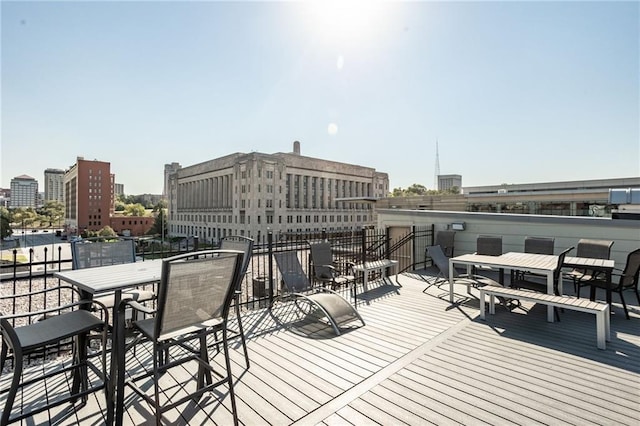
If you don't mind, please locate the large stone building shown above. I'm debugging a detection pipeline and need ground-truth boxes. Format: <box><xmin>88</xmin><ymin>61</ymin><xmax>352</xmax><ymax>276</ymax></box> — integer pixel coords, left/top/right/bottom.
<box><xmin>44</xmin><ymin>168</ymin><xmax>65</xmax><ymax>203</ymax></box>
<box><xmin>166</xmin><ymin>141</ymin><xmax>389</xmax><ymax>243</ymax></box>
<box><xmin>9</xmin><ymin>175</ymin><xmax>38</xmax><ymax>208</ymax></box>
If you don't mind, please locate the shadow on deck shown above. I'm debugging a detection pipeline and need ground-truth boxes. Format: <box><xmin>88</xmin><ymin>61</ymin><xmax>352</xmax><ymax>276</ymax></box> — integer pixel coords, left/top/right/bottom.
<box><xmin>2</xmin><ymin>268</ymin><xmax>639</xmax><ymax>425</ymax></box>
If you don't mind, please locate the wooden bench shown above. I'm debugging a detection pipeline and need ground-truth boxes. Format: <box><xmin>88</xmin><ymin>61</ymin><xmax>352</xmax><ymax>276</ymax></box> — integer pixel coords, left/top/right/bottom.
<box><xmin>352</xmin><ymin>259</ymin><xmax>398</xmax><ymax>291</ymax></box>
<box><xmin>478</xmin><ymin>286</ymin><xmax>610</xmax><ymax>350</ymax></box>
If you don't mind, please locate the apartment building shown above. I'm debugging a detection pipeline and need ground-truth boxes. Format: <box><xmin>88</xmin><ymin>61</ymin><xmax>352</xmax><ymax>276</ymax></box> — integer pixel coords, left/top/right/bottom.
<box><xmin>63</xmin><ymin>157</ymin><xmax>114</xmax><ymax>235</ymax></box>
<box><xmin>9</xmin><ymin>175</ymin><xmax>38</xmax><ymax>208</ymax></box>
<box><xmin>166</xmin><ymin>141</ymin><xmax>389</xmax><ymax>243</ymax></box>
<box><xmin>44</xmin><ymin>168</ymin><xmax>65</xmax><ymax>203</ymax></box>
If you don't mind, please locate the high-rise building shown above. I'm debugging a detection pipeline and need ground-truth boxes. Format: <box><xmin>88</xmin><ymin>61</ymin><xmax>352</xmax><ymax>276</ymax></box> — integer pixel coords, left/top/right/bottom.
<box><xmin>44</xmin><ymin>168</ymin><xmax>65</xmax><ymax>203</ymax></box>
<box><xmin>438</xmin><ymin>174</ymin><xmax>462</xmax><ymax>192</ymax></box>
<box><xmin>9</xmin><ymin>175</ymin><xmax>38</xmax><ymax>208</ymax></box>
<box><xmin>63</xmin><ymin>157</ymin><xmax>114</xmax><ymax>235</ymax></box>
<box><xmin>167</xmin><ymin>141</ymin><xmax>389</xmax><ymax>243</ymax></box>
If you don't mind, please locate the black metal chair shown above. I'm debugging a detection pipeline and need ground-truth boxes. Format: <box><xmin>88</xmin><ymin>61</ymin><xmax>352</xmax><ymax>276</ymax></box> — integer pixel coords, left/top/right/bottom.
<box><xmin>114</xmin><ymin>249</ymin><xmax>243</xmax><ymax>426</ymax></box>
<box><xmin>273</xmin><ymin>250</ymin><xmax>364</xmax><ymax>336</ymax></box>
<box><xmin>513</xmin><ymin>236</ymin><xmax>555</xmax><ymax>281</ymax></box>
<box><xmin>565</xmin><ymin>239</ymin><xmax>614</xmax><ymax>296</ymax></box>
<box><xmin>435</xmin><ymin>230</ymin><xmax>456</xmax><ymax>257</ymax></box>
<box><xmin>475</xmin><ymin>235</ymin><xmax>504</xmax><ymax>284</ymax></box>
<box><xmin>584</xmin><ymin>248</ymin><xmax>640</xmax><ymax>320</ymax></box>
<box><xmin>309</xmin><ymin>241</ymin><xmax>356</xmax><ymax>292</ymax></box>
<box><xmin>511</xmin><ymin>247</ymin><xmax>574</xmax><ymax>321</ymax></box>
<box><xmin>220</xmin><ymin>235</ymin><xmax>254</xmax><ymax>369</ymax></box>
<box><xmin>0</xmin><ymin>287</ymin><xmax>109</xmax><ymax>425</ymax></box>
<box><xmin>71</xmin><ymin>239</ymin><xmax>155</xmax><ymax>310</ymax></box>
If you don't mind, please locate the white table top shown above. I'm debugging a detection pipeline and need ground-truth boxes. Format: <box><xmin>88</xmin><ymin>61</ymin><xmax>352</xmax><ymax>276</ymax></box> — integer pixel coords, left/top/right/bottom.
<box><xmin>54</xmin><ymin>259</ymin><xmax>163</xmax><ymax>295</ymax></box>
<box><xmin>564</xmin><ymin>256</ymin><xmax>615</xmax><ymax>270</ymax></box>
<box><xmin>450</xmin><ymin>252</ymin><xmax>558</xmax><ymax>272</ymax></box>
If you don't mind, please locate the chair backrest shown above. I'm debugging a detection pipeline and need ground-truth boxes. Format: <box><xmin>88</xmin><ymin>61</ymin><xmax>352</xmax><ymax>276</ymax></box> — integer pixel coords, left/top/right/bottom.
<box><xmin>524</xmin><ymin>237</ymin><xmax>555</xmax><ymax>255</ymax></box>
<box><xmin>555</xmin><ymin>246</ymin><xmax>574</xmax><ymax>282</ymax></box>
<box><xmin>426</xmin><ymin>245</ymin><xmax>457</xmax><ymax>278</ymax></box>
<box><xmin>273</xmin><ymin>251</ymin><xmax>313</xmax><ymax>293</ymax></box>
<box><xmin>477</xmin><ymin>235</ymin><xmax>502</xmax><ymax>256</ymax></box>
<box><xmin>620</xmin><ymin>248</ymin><xmax>640</xmax><ymax>288</ymax></box>
<box><xmin>220</xmin><ymin>236</ymin><xmax>254</xmax><ymax>288</ymax></box>
<box><xmin>435</xmin><ymin>231</ymin><xmax>456</xmax><ymax>257</ymax></box>
<box><xmin>154</xmin><ymin>250</ymin><xmax>243</xmax><ymax>341</ymax></box>
<box><xmin>576</xmin><ymin>239</ymin><xmax>614</xmax><ymax>259</ymax></box>
<box><xmin>309</xmin><ymin>241</ymin><xmax>335</xmax><ymax>279</ymax></box>
<box><xmin>71</xmin><ymin>239</ymin><xmax>136</xmax><ymax>270</ymax></box>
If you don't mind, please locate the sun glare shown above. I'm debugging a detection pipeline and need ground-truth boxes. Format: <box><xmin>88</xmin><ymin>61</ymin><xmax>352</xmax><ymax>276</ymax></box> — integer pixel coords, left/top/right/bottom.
<box><xmin>307</xmin><ymin>0</ymin><xmax>387</xmax><ymax>46</ymax></box>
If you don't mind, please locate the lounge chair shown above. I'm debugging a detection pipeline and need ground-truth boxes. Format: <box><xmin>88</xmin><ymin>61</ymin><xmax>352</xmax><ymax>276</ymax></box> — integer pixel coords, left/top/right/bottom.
<box><xmin>435</xmin><ymin>230</ymin><xmax>456</xmax><ymax>257</ymax></box>
<box><xmin>273</xmin><ymin>250</ymin><xmax>364</xmax><ymax>336</ymax></box>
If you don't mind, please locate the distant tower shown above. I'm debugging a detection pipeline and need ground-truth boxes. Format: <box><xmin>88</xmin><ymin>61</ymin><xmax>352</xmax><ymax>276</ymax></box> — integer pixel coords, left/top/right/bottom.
<box><xmin>434</xmin><ymin>139</ymin><xmax>441</xmax><ymax>189</ymax></box>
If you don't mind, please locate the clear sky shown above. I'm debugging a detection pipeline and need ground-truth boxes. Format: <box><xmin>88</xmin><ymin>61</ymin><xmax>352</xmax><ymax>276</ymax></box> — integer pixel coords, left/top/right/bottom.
<box><xmin>2</xmin><ymin>0</ymin><xmax>638</xmax><ymax>195</ymax></box>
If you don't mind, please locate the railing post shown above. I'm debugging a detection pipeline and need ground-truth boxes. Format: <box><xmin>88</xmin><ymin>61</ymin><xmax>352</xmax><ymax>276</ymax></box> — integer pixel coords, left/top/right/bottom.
<box><xmin>267</xmin><ymin>230</ymin><xmax>274</xmax><ymax>306</ymax></box>
<box><xmin>360</xmin><ymin>227</ymin><xmax>366</xmax><ymax>264</ymax></box>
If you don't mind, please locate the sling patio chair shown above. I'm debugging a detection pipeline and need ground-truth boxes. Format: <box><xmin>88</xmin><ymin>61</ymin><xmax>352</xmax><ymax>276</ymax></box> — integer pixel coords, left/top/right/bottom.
<box><xmin>513</xmin><ymin>236</ymin><xmax>555</xmax><ymax>281</ymax></box>
<box><xmin>220</xmin><ymin>235</ymin><xmax>254</xmax><ymax>369</ymax></box>
<box><xmin>71</xmin><ymin>239</ymin><xmax>155</xmax><ymax>314</ymax></box>
<box><xmin>1</xmin><ymin>287</ymin><xmax>109</xmax><ymax>425</ymax></box>
<box><xmin>309</xmin><ymin>240</ymin><xmax>356</xmax><ymax>297</ymax></box>
<box><xmin>511</xmin><ymin>246</ymin><xmax>574</xmax><ymax>321</ymax></box>
<box><xmin>114</xmin><ymin>249</ymin><xmax>244</xmax><ymax>426</ymax></box>
<box><xmin>564</xmin><ymin>239</ymin><xmax>615</xmax><ymax>295</ymax></box>
<box><xmin>273</xmin><ymin>250</ymin><xmax>365</xmax><ymax>336</ymax></box>
<box><xmin>426</xmin><ymin>245</ymin><xmax>503</xmax><ymax>296</ymax></box>
<box><xmin>582</xmin><ymin>248</ymin><xmax>640</xmax><ymax>320</ymax></box>
<box><xmin>435</xmin><ymin>230</ymin><xmax>456</xmax><ymax>258</ymax></box>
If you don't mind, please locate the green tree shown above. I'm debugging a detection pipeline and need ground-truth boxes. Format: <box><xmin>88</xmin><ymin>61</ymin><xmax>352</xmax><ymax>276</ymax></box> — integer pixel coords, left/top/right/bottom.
<box><xmin>0</xmin><ymin>207</ymin><xmax>12</xmax><ymax>239</ymax></box>
<box><xmin>147</xmin><ymin>208</ymin><xmax>168</xmax><ymax>237</ymax></box>
<box><xmin>124</xmin><ymin>203</ymin><xmax>146</xmax><ymax>216</ymax></box>
<box><xmin>97</xmin><ymin>226</ymin><xmax>117</xmax><ymax>237</ymax></box>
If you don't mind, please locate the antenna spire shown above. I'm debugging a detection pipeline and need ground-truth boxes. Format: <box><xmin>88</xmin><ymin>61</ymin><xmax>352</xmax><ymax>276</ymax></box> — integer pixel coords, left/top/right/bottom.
<box><xmin>434</xmin><ymin>139</ymin><xmax>441</xmax><ymax>189</ymax></box>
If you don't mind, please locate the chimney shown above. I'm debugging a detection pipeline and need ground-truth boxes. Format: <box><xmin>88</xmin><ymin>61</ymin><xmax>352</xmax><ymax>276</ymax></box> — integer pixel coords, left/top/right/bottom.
<box><xmin>293</xmin><ymin>140</ymin><xmax>300</xmax><ymax>155</ymax></box>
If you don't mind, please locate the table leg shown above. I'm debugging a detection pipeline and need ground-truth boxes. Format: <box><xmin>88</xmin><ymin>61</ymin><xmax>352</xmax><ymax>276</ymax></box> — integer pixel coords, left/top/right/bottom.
<box><xmin>448</xmin><ymin>259</ymin><xmax>455</xmax><ymax>303</ymax></box>
<box><xmin>547</xmin><ymin>270</ymin><xmax>555</xmax><ymax>322</ymax></box>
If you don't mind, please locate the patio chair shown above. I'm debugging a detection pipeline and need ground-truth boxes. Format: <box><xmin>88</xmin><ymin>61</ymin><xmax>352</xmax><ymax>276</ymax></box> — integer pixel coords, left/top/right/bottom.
<box><xmin>510</xmin><ymin>246</ymin><xmax>574</xmax><ymax>320</ymax></box>
<box><xmin>426</xmin><ymin>245</ymin><xmax>504</xmax><ymax>298</ymax></box>
<box><xmin>71</xmin><ymin>239</ymin><xmax>155</xmax><ymax>311</ymax></box>
<box><xmin>435</xmin><ymin>230</ymin><xmax>456</xmax><ymax>257</ymax></box>
<box><xmin>309</xmin><ymin>241</ymin><xmax>356</xmax><ymax>292</ymax></box>
<box><xmin>565</xmin><ymin>239</ymin><xmax>614</xmax><ymax>296</ymax></box>
<box><xmin>1</xmin><ymin>287</ymin><xmax>109</xmax><ymax>425</ymax></box>
<box><xmin>114</xmin><ymin>250</ymin><xmax>243</xmax><ymax>426</ymax></box>
<box><xmin>583</xmin><ymin>248</ymin><xmax>640</xmax><ymax>320</ymax></box>
<box><xmin>220</xmin><ymin>235</ymin><xmax>254</xmax><ymax>369</ymax></box>
<box><xmin>474</xmin><ymin>235</ymin><xmax>504</xmax><ymax>284</ymax></box>
<box><xmin>273</xmin><ymin>250</ymin><xmax>365</xmax><ymax>336</ymax></box>
<box><xmin>513</xmin><ymin>236</ymin><xmax>555</xmax><ymax>281</ymax></box>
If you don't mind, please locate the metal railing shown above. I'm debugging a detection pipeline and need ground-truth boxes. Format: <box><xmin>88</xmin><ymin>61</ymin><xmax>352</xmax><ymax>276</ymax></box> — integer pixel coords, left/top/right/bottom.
<box><xmin>0</xmin><ymin>226</ymin><xmax>434</xmax><ymax>366</ymax></box>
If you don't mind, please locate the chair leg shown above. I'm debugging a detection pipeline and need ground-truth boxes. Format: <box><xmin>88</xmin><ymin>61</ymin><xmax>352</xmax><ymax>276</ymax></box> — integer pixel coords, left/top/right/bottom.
<box><xmin>0</xmin><ymin>341</ymin><xmax>7</xmax><ymax>374</ymax></box>
<box><xmin>619</xmin><ymin>289</ymin><xmax>630</xmax><ymax>320</ymax></box>
<box><xmin>235</xmin><ymin>296</ymin><xmax>250</xmax><ymax>369</ymax></box>
<box><xmin>2</xmin><ymin>348</ymin><xmax>23</xmax><ymax>426</ymax></box>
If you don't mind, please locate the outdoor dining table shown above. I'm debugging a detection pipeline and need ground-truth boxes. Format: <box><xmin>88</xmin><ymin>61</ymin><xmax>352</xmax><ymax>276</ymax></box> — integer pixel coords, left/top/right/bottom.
<box><xmin>54</xmin><ymin>259</ymin><xmax>163</xmax><ymax>425</ymax></box>
<box><xmin>449</xmin><ymin>252</ymin><xmax>559</xmax><ymax>322</ymax></box>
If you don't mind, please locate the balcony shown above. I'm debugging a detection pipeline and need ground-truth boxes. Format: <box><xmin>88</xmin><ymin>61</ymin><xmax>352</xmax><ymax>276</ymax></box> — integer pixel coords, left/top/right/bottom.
<box><xmin>1</xmin><ymin>212</ymin><xmax>638</xmax><ymax>424</ymax></box>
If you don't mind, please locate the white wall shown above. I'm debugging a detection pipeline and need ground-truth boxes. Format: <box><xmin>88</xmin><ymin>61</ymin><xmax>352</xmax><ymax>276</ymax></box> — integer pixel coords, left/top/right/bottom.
<box><xmin>378</xmin><ymin>209</ymin><xmax>640</xmax><ymax>270</ymax></box>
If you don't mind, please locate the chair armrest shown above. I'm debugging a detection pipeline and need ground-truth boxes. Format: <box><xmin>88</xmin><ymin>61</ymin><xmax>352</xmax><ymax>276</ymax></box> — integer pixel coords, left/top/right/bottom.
<box><xmin>119</xmin><ymin>299</ymin><xmax>156</xmax><ymax>315</ymax></box>
<box><xmin>0</xmin><ymin>285</ymin><xmax>84</xmax><ymax>301</ymax></box>
<box><xmin>1</xmin><ymin>299</ymin><xmax>109</xmax><ymax>325</ymax></box>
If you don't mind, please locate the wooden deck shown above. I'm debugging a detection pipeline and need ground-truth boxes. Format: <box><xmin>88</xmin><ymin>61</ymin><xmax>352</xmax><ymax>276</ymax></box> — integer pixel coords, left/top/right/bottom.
<box><xmin>2</xmin><ymin>269</ymin><xmax>639</xmax><ymax>425</ymax></box>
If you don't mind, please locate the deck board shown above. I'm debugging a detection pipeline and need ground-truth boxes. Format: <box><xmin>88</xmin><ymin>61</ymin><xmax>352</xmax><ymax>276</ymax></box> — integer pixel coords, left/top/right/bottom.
<box><xmin>3</xmin><ymin>269</ymin><xmax>639</xmax><ymax>425</ymax></box>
